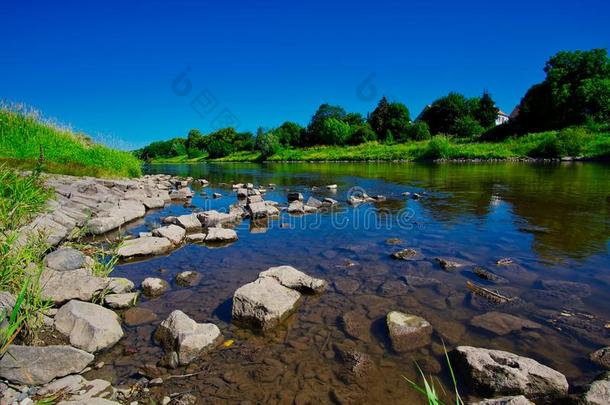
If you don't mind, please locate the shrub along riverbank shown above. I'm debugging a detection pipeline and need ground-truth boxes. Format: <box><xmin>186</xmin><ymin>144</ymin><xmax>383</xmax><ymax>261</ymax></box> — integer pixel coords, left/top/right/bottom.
<box><xmin>0</xmin><ymin>105</ymin><xmax>142</xmax><ymax>178</ymax></box>
<box><xmin>150</xmin><ymin>127</ymin><xmax>610</xmax><ymax>163</ymax></box>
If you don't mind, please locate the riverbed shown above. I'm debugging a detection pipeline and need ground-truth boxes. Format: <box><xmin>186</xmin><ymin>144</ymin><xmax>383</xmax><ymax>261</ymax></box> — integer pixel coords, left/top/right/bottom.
<box><xmin>87</xmin><ymin>161</ymin><xmax>610</xmax><ymax>404</ymax></box>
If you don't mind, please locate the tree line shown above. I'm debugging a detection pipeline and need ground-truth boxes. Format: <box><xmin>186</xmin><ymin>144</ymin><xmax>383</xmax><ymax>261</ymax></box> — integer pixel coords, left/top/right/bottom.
<box><xmin>135</xmin><ymin>48</ymin><xmax>610</xmax><ymax>160</ymax></box>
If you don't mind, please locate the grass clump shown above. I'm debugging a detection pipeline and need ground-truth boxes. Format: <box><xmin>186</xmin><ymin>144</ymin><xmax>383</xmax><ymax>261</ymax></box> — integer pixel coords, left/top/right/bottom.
<box><xmin>0</xmin><ymin>165</ymin><xmax>54</xmax><ymax>355</ymax></box>
<box><xmin>0</xmin><ymin>103</ymin><xmax>142</xmax><ymax>178</ymax></box>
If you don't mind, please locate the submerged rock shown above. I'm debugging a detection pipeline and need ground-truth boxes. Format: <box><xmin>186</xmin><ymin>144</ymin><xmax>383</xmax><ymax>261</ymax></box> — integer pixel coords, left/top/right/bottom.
<box><xmin>117</xmin><ymin>237</ymin><xmax>172</xmax><ymax>258</ymax></box>
<box><xmin>123</xmin><ymin>307</ymin><xmax>158</xmax><ymax>326</ymax></box>
<box><xmin>0</xmin><ymin>345</ymin><xmax>93</xmax><ymax>385</ymax></box>
<box><xmin>55</xmin><ymin>300</ymin><xmax>124</xmax><ymax>353</ymax></box>
<box><xmin>590</xmin><ymin>347</ymin><xmax>610</xmax><ymax>370</ymax></box>
<box><xmin>451</xmin><ymin>346</ymin><xmax>568</xmax><ymax>400</ymax></box>
<box><xmin>175</xmin><ymin>271</ymin><xmax>201</xmax><ymax>287</ymax></box>
<box><xmin>473</xmin><ymin>266</ymin><xmax>509</xmax><ymax>284</ymax></box>
<box><xmin>435</xmin><ymin>257</ymin><xmax>465</xmax><ymax>271</ymax></box>
<box><xmin>339</xmin><ymin>310</ymin><xmax>371</xmax><ymax>342</ymax></box>
<box><xmin>142</xmin><ymin>277</ymin><xmax>169</xmax><ymax>297</ymax></box>
<box><xmin>391</xmin><ymin>248</ymin><xmax>421</xmax><ymax>260</ymax></box>
<box><xmin>154</xmin><ymin>310</ymin><xmax>222</xmax><ymax>366</ymax></box>
<box><xmin>232</xmin><ymin>277</ymin><xmax>301</xmax><ymax>331</ymax></box>
<box><xmin>258</xmin><ymin>265</ymin><xmax>327</xmax><ymax>293</ymax></box>
<box><xmin>386</xmin><ymin>311</ymin><xmax>432</xmax><ymax>352</ymax></box>
<box><xmin>470</xmin><ymin>312</ymin><xmax>542</xmax><ymax>336</ymax></box>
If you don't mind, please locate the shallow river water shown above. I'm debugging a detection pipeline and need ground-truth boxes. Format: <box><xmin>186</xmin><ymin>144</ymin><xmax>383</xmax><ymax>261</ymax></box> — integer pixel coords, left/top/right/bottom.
<box><xmin>88</xmin><ymin>162</ymin><xmax>609</xmax><ymax>404</ymax></box>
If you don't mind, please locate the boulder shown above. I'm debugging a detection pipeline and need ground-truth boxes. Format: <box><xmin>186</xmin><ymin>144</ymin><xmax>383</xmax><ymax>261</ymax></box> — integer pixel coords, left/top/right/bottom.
<box><xmin>451</xmin><ymin>346</ymin><xmax>569</xmax><ymax>399</ymax></box>
<box><xmin>258</xmin><ymin>265</ymin><xmax>327</xmax><ymax>293</ymax></box>
<box><xmin>185</xmin><ymin>233</ymin><xmax>206</xmax><ymax>242</ymax></box>
<box><xmin>581</xmin><ymin>372</ymin><xmax>610</xmax><ymax>405</ymax></box>
<box><xmin>198</xmin><ymin>210</ymin><xmax>237</xmax><ymax>227</ymax></box>
<box><xmin>154</xmin><ymin>310</ymin><xmax>223</xmax><ymax>366</ymax></box>
<box><xmin>306</xmin><ymin>197</ymin><xmax>323</xmax><ymax>209</ymax></box>
<box><xmin>470</xmin><ymin>396</ymin><xmax>533</xmax><ymax>405</ymax></box>
<box><xmin>0</xmin><ymin>345</ymin><xmax>93</xmax><ymax>385</ymax></box>
<box><xmin>248</xmin><ymin>201</ymin><xmax>279</xmax><ymax>218</ymax></box>
<box><xmin>87</xmin><ymin>216</ymin><xmax>124</xmax><ymax>235</ymax></box>
<box><xmin>470</xmin><ymin>312</ymin><xmax>542</xmax><ymax>336</ymax></box>
<box><xmin>153</xmin><ymin>224</ymin><xmax>186</xmax><ymax>244</ymax></box>
<box><xmin>386</xmin><ymin>311</ymin><xmax>432</xmax><ymax>352</ymax></box>
<box><xmin>590</xmin><ymin>347</ymin><xmax>610</xmax><ymax>370</ymax></box>
<box><xmin>44</xmin><ymin>247</ymin><xmax>89</xmax><ymax>271</ymax></box>
<box><xmin>205</xmin><ymin>227</ymin><xmax>238</xmax><ymax>242</ymax></box>
<box><xmin>107</xmin><ymin>277</ymin><xmax>135</xmax><ymax>294</ymax></box>
<box><xmin>142</xmin><ymin>277</ymin><xmax>169</xmax><ymax>296</ymax></box>
<box><xmin>104</xmin><ymin>292</ymin><xmax>139</xmax><ymax>309</ymax></box>
<box><xmin>287</xmin><ymin>200</ymin><xmax>305</xmax><ymax>214</ymax></box>
<box><xmin>142</xmin><ymin>197</ymin><xmax>165</xmax><ymax>209</ymax></box>
<box><xmin>247</xmin><ymin>195</ymin><xmax>263</xmax><ymax>204</ymax></box>
<box><xmin>55</xmin><ymin>300</ymin><xmax>124</xmax><ymax>353</ymax></box>
<box><xmin>232</xmin><ymin>277</ymin><xmax>301</xmax><ymax>331</ymax></box>
<box><xmin>40</xmin><ymin>268</ymin><xmax>108</xmax><ymax>304</ymax></box>
<box><xmin>117</xmin><ymin>237</ymin><xmax>172</xmax><ymax>258</ymax></box>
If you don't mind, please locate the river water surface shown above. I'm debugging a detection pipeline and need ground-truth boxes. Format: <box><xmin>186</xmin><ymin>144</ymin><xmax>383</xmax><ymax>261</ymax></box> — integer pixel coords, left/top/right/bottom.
<box><xmin>88</xmin><ymin>162</ymin><xmax>609</xmax><ymax>404</ymax></box>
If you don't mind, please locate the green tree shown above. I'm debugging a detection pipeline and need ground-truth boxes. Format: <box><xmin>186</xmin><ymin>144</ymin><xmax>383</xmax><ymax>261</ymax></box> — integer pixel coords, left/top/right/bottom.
<box><xmin>474</xmin><ymin>91</ymin><xmax>499</xmax><ymax>128</ymax></box>
<box><xmin>349</xmin><ymin>123</ymin><xmax>377</xmax><ymax>145</ymax></box>
<box><xmin>186</xmin><ymin>129</ymin><xmax>205</xmax><ymax>150</ymax></box>
<box><xmin>454</xmin><ymin>115</ymin><xmax>484</xmax><ymax>138</ymax></box>
<box><xmin>255</xmin><ymin>130</ymin><xmax>281</xmax><ymax>158</ymax></box>
<box><xmin>517</xmin><ymin>48</ymin><xmax>610</xmax><ymax>132</ymax></box>
<box><xmin>319</xmin><ymin>118</ymin><xmax>351</xmax><ymax>145</ymax></box>
<box><xmin>305</xmin><ymin>104</ymin><xmax>346</xmax><ymax>145</ymax></box>
<box><xmin>273</xmin><ymin>122</ymin><xmax>303</xmax><ymax>147</ymax></box>
<box><xmin>420</xmin><ymin>92</ymin><xmax>470</xmax><ymax>135</ymax></box>
<box><xmin>368</xmin><ymin>96</ymin><xmax>411</xmax><ymax>141</ymax></box>
<box><xmin>406</xmin><ymin>121</ymin><xmax>431</xmax><ymax>141</ymax></box>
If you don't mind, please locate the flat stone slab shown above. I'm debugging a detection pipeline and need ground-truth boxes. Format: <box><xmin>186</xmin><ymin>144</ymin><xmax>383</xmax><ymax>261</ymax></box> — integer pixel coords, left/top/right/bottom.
<box><xmin>154</xmin><ymin>310</ymin><xmax>222</xmax><ymax>366</ymax></box>
<box><xmin>0</xmin><ymin>345</ymin><xmax>93</xmax><ymax>385</ymax></box>
<box><xmin>451</xmin><ymin>346</ymin><xmax>569</xmax><ymax>400</ymax></box>
<box><xmin>104</xmin><ymin>292</ymin><xmax>139</xmax><ymax>309</ymax></box>
<box><xmin>173</xmin><ymin>213</ymin><xmax>202</xmax><ymax>231</ymax></box>
<box><xmin>153</xmin><ymin>224</ymin><xmax>186</xmax><ymax>244</ymax></box>
<box><xmin>206</xmin><ymin>227</ymin><xmax>238</xmax><ymax>242</ymax></box>
<box><xmin>259</xmin><ymin>265</ymin><xmax>327</xmax><ymax>293</ymax></box>
<box><xmin>118</xmin><ymin>236</ymin><xmax>172</xmax><ymax>257</ymax></box>
<box><xmin>55</xmin><ymin>300</ymin><xmax>124</xmax><ymax>353</ymax></box>
<box><xmin>386</xmin><ymin>311</ymin><xmax>432</xmax><ymax>352</ymax></box>
<box><xmin>232</xmin><ymin>277</ymin><xmax>301</xmax><ymax>331</ymax></box>
<box><xmin>40</xmin><ymin>268</ymin><xmax>108</xmax><ymax>304</ymax></box>
<box><xmin>186</xmin><ymin>233</ymin><xmax>206</xmax><ymax>242</ymax></box>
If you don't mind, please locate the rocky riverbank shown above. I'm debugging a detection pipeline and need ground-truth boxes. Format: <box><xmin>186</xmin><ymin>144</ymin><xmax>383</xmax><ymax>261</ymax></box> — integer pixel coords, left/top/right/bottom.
<box><xmin>1</xmin><ymin>173</ymin><xmax>608</xmax><ymax>404</ymax></box>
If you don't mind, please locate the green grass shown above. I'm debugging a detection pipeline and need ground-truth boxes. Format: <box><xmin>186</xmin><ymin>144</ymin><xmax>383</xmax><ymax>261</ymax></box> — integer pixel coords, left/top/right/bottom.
<box><xmin>0</xmin><ymin>166</ymin><xmax>54</xmax><ymax>354</ymax></box>
<box><xmin>0</xmin><ymin>104</ymin><xmax>142</xmax><ymax>177</ymax></box>
<box><xmin>154</xmin><ymin>127</ymin><xmax>610</xmax><ymax>163</ymax></box>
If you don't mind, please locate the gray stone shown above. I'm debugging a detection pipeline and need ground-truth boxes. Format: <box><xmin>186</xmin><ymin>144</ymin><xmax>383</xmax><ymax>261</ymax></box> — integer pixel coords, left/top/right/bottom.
<box><xmin>306</xmin><ymin>197</ymin><xmax>323</xmax><ymax>209</ymax></box>
<box><xmin>142</xmin><ymin>277</ymin><xmax>169</xmax><ymax>296</ymax></box>
<box><xmin>123</xmin><ymin>307</ymin><xmax>157</xmax><ymax>326</ymax></box>
<box><xmin>581</xmin><ymin>372</ymin><xmax>610</xmax><ymax>405</ymax></box>
<box><xmin>386</xmin><ymin>311</ymin><xmax>432</xmax><ymax>352</ymax></box>
<box><xmin>117</xmin><ymin>237</ymin><xmax>172</xmax><ymax>258</ymax></box>
<box><xmin>248</xmin><ymin>201</ymin><xmax>279</xmax><ymax>218</ymax></box>
<box><xmin>0</xmin><ymin>345</ymin><xmax>93</xmax><ymax>385</ymax></box>
<box><xmin>391</xmin><ymin>248</ymin><xmax>421</xmax><ymax>260</ymax></box>
<box><xmin>470</xmin><ymin>396</ymin><xmax>533</xmax><ymax>405</ymax></box>
<box><xmin>435</xmin><ymin>257</ymin><xmax>465</xmax><ymax>271</ymax></box>
<box><xmin>451</xmin><ymin>346</ymin><xmax>569</xmax><ymax>399</ymax></box>
<box><xmin>104</xmin><ymin>292</ymin><xmax>139</xmax><ymax>309</ymax></box>
<box><xmin>55</xmin><ymin>300</ymin><xmax>124</xmax><ymax>353</ymax></box>
<box><xmin>88</xmin><ymin>216</ymin><xmax>124</xmax><ymax>235</ymax></box>
<box><xmin>287</xmin><ymin>200</ymin><xmax>305</xmax><ymax>214</ymax></box>
<box><xmin>232</xmin><ymin>277</ymin><xmax>301</xmax><ymax>331</ymax></box>
<box><xmin>106</xmin><ymin>277</ymin><xmax>135</xmax><ymax>294</ymax></box>
<box><xmin>154</xmin><ymin>310</ymin><xmax>223</xmax><ymax>366</ymax></box>
<box><xmin>44</xmin><ymin>247</ymin><xmax>88</xmax><ymax>271</ymax></box>
<box><xmin>259</xmin><ymin>265</ymin><xmax>327</xmax><ymax>294</ymax></box>
<box><xmin>175</xmin><ymin>271</ymin><xmax>200</xmax><ymax>287</ymax></box>
<box><xmin>40</xmin><ymin>268</ymin><xmax>108</xmax><ymax>304</ymax></box>
<box><xmin>0</xmin><ymin>291</ymin><xmax>16</xmax><ymax>328</ymax></box>
<box><xmin>205</xmin><ymin>227</ymin><xmax>238</xmax><ymax>242</ymax></box>
<box><xmin>153</xmin><ymin>224</ymin><xmax>186</xmax><ymax>244</ymax></box>
<box><xmin>212</xmin><ymin>192</ymin><xmax>222</xmax><ymax>199</ymax></box>
<box><xmin>185</xmin><ymin>233</ymin><xmax>206</xmax><ymax>242</ymax></box>
<box><xmin>39</xmin><ymin>375</ymin><xmax>113</xmax><ymax>402</ymax></box>
<box><xmin>173</xmin><ymin>214</ymin><xmax>202</xmax><ymax>231</ymax></box>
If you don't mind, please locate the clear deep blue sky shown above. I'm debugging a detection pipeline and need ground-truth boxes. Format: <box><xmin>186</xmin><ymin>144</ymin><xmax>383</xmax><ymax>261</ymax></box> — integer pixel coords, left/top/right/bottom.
<box><xmin>2</xmin><ymin>0</ymin><xmax>609</xmax><ymax>149</ymax></box>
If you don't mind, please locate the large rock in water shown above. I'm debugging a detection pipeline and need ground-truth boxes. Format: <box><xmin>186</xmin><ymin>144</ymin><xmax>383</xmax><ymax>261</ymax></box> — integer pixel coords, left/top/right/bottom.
<box><xmin>0</xmin><ymin>345</ymin><xmax>93</xmax><ymax>385</ymax></box>
<box><xmin>153</xmin><ymin>224</ymin><xmax>186</xmax><ymax>244</ymax></box>
<box><xmin>154</xmin><ymin>310</ymin><xmax>222</xmax><ymax>366</ymax></box>
<box><xmin>259</xmin><ymin>265</ymin><xmax>327</xmax><ymax>293</ymax></box>
<box><xmin>232</xmin><ymin>277</ymin><xmax>301</xmax><ymax>331</ymax></box>
<box><xmin>581</xmin><ymin>372</ymin><xmax>610</xmax><ymax>405</ymax></box>
<box><xmin>117</xmin><ymin>236</ymin><xmax>172</xmax><ymax>258</ymax></box>
<box><xmin>386</xmin><ymin>311</ymin><xmax>432</xmax><ymax>352</ymax></box>
<box><xmin>590</xmin><ymin>347</ymin><xmax>610</xmax><ymax>370</ymax></box>
<box><xmin>470</xmin><ymin>396</ymin><xmax>533</xmax><ymax>405</ymax></box>
<box><xmin>205</xmin><ymin>227</ymin><xmax>238</xmax><ymax>242</ymax></box>
<box><xmin>40</xmin><ymin>268</ymin><xmax>108</xmax><ymax>304</ymax></box>
<box><xmin>451</xmin><ymin>346</ymin><xmax>568</xmax><ymax>400</ymax></box>
<box><xmin>55</xmin><ymin>300</ymin><xmax>124</xmax><ymax>352</ymax></box>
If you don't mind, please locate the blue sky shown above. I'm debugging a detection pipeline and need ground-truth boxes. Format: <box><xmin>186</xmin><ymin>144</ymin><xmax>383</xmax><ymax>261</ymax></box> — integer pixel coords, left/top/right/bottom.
<box><xmin>2</xmin><ymin>0</ymin><xmax>609</xmax><ymax>149</ymax></box>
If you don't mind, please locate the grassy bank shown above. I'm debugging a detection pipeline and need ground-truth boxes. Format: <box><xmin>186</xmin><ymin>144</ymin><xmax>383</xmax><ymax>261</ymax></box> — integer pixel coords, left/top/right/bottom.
<box><xmin>0</xmin><ymin>167</ymin><xmax>54</xmax><ymax>354</ymax></box>
<box><xmin>154</xmin><ymin>128</ymin><xmax>610</xmax><ymax>163</ymax></box>
<box><xmin>0</xmin><ymin>106</ymin><xmax>142</xmax><ymax>177</ymax></box>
